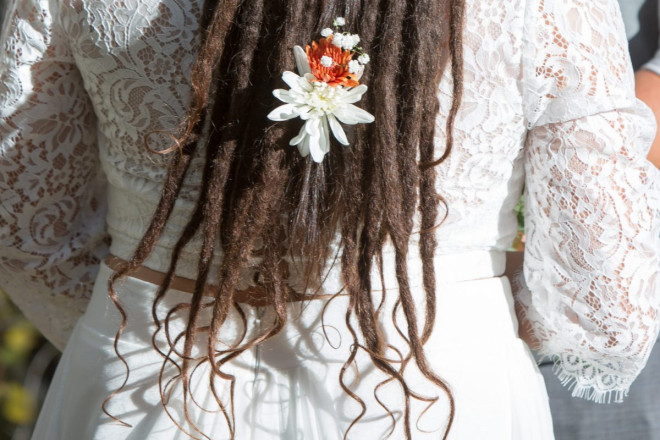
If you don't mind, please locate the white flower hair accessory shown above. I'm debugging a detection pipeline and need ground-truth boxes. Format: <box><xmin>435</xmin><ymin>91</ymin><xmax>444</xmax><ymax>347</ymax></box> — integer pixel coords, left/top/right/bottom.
<box><xmin>267</xmin><ymin>18</ymin><xmax>374</xmax><ymax>163</ymax></box>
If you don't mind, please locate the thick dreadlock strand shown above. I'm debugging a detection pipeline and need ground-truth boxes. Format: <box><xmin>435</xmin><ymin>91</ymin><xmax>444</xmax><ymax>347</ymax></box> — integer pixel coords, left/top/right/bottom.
<box><xmin>184</xmin><ymin>0</ymin><xmax>244</xmax><ymax>140</ymax></box>
<box><xmin>405</xmin><ymin>2</ymin><xmax>464</xmax><ymax>437</ymax></box>
<box><xmin>358</xmin><ymin>0</ymin><xmax>406</xmax><ymax>355</ymax></box>
<box><xmin>424</xmin><ymin>0</ymin><xmax>465</xmax><ymax>170</ymax></box>
<box><xmin>416</xmin><ymin>0</ymin><xmax>451</xmax><ymax>344</ymax></box>
<box><xmin>348</xmin><ymin>0</ymin><xmax>386</xmax><ymax>382</ymax></box>
<box><xmin>386</xmin><ymin>0</ymin><xmax>427</xmax><ymax>368</ymax></box>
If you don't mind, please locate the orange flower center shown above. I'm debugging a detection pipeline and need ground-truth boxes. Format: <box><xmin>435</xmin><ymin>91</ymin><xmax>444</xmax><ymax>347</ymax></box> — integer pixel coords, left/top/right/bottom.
<box><xmin>306</xmin><ymin>35</ymin><xmax>359</xmax><ymax>88</ymax></box>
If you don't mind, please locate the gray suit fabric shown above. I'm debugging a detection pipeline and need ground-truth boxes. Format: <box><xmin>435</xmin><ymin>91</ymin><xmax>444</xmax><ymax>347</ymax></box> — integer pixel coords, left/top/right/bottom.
<box><xmin>624</xmin><ymin>0</ymin><xmax>660</xmax><ymax>69</ymax></box>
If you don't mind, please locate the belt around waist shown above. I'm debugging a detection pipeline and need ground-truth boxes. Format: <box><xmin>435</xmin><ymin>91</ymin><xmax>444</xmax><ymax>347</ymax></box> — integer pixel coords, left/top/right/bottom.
<box><xmin>105</xmin><ymin>249</ymin><xmax>505</xmax><ymax>305</ymax></box>
<box><xmin>104</xmin><ymin>254</ymin><xmax>340</xmax><ymax>307</ymax></box>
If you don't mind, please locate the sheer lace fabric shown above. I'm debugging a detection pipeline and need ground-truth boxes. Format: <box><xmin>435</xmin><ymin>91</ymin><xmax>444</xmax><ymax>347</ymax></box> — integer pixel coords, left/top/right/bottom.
<box><xmin>0</xmin><ymin>0</ymin><xmax>659</xmax><ymax>404</ymax></box>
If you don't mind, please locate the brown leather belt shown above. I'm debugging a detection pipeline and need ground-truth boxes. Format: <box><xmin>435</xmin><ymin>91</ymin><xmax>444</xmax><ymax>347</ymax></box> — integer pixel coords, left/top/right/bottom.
<box><xmin>104</xmin><ymin>254</ymin><xmax>341</xmax><ymax>307</ymax></box>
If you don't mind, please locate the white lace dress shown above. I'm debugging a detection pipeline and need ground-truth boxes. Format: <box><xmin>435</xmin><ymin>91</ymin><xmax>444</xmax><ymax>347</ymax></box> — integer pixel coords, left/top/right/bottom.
<box><xmin>1</xmin><ymin>0</ymin><xmax>660</xmax><ymax>439</ymax></box>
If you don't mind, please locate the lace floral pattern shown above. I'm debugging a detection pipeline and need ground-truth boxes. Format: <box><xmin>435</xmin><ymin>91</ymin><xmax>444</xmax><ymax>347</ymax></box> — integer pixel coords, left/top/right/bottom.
<box><xmin>0</xmin><ymin>0</ymin><xmax>659</xmax><ymax>402</ymax></box>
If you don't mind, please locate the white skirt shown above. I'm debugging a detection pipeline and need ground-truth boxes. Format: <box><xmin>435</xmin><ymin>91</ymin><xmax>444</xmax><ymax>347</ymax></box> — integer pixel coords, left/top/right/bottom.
<box><xmin>32</xmin><ymin>256</ymin><xmax>554</xmax><ymax>440</ymax></box>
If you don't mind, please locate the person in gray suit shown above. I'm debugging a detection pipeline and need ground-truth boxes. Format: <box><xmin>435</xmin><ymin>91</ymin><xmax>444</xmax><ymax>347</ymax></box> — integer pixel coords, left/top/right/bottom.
<box><xmin>538</xmin><ymin>1</ymin><xmax>660</xmax><ymax>439</ymax></box>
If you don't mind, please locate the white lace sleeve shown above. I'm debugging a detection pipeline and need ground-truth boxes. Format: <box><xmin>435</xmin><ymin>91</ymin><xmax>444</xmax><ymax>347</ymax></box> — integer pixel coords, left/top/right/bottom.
<box><xmin>516</xmin><ymin>0</ymin><xmax>660</xmax><ymax>402</ymax></box>
<box><xmin>0</xmin><ymin>0</ymin><xmax>109</xmax><ymax>350</ymax></box>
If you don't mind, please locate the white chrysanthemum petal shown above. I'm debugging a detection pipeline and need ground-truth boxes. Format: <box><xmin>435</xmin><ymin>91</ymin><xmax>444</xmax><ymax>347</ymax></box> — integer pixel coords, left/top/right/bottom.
<box><xmin>310</xmin><ymin>140</ymin><xmax>324</xmax><ymax>162</ymax></box>
<box><xmin>293</xmin><ymin>46</ymin><xmax>311</xmax><ymax>75</ymax></box>
<box><xmin>272</xmin><ymin>89</ymin><xmax>295</xmax><ymax>104</ymax></box>
<box><xmin>308</xmin><ymin>120</ymin><xmax>325</xmax><ymax>163</ymax></box>
<box><xmin>358</xmin><ymin>53</ymin><xmax>370</xmax><ymax>65</ymax></box>
<box><xmin>305</xmin><ymin>117</ymin><xmax>321</xmax><ymax>136</ymax></box>
<box><xmin>303</xmin><ymin>73</ymin><xmax>318</xmax><ymax>82</ymax></box>
<box><xmin>298</xmin><ymin>134</ymin><xmax>311</xmax><ymax>157</ymax></box>
<box><xmin>333</xmin><ymin>104</ymin><xmax>374</xmax><ymax>124</ymax></box>
<box><xmin>299</xmin><ymin>107</ymin><xmax>313</xmax><ymax>120</ymax></box>
<box><xmin>290</xmin><ymin>125</ymin><xmax>307</xmax><ymax>146</ymax></box>
<box><xmin>282</xmin><ymin>71</ymin><xmax>303</xmax><ymax>91</ymax></box>
<box><xmin>346</xmin><ymin>104</ymin><xmax>375</xmax><ymax>123</ymax></box>
<box><xmin>341</xmin><ymin>84</ymin><xmax>369</xmax><ymax>103</ymax></box>
<box><xmin>297</xmin><ymin>105</ymin><xmax>313</xmax><ymax>117</ymax></box>
<box><xmin>299</xmin><ymin>74</ymin><xmax>315</xmax><ymax>92</ymax></box>
<box><xmin>319</xmin><ymin>117</ymin><xmax>331</xmax><ymax>155</ymax></box>
<box><xmin>327</xmin><ymin>114</ymin><xmax>349</xmax><ymax>145</ymax></box>
<box><xmin>267</xmin><ymin>104</ymin><xmax>300</xmax><ymax>121</ymax></box>
<box><xmin>321</xmin><ymin>28</ymin><xmax>333</xmax><ymax>38</ymax></box>
<box><xmin>332</xmin><ymin>106</ymin><xmax>359</xmax><ymax>124</ymax></box>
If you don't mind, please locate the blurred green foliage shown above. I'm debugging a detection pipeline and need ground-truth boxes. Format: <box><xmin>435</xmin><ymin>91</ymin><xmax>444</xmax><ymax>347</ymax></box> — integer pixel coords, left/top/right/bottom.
<box><xmin>511</xmin><ymin>194</ymin><xmax>525</xmax><ymax>251</ymax></box>
<box><xmin>515</xmin><ymin>194</ymin><xmax>525</xmax><ymax>232</ymax></box>
<box><xmin>0</xmin><ymin>384</ymin><xmax>35</xmax><ymax>427</ymax></box>
<box><xmin>0</xmin><ymin>290</ymin><xmax>54</xmax><ymax>439</ymax></box>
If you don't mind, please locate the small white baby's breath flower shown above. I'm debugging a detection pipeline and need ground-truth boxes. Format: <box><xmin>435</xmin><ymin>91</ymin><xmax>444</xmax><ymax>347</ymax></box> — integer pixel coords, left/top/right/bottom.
<box><xmin>358</xmin><ymin>53</ymin><xmax>370</xmax><ymax>65</ymax></box>
<box><xmin>321</xmin><ymin>28</ymin><xmax>333</xmax><ymax>38</ymax></box>
<box><xmin>348</xmin><ymin>60</ymin><xmax>361</xmax><ymax>74</ymax></box>
<box><xmin>320</xmin><ymin>56</ymin><xmax>334</xmax><ymax>68</ymax></box>
<box><xmin>333</xmin><ymin>17</ymin><xmax>346</xmax><ymax>27</ymax></box>
<box><xmin>331</xmin><ymin>33</ymin><xmax>345</xmax><ymax>48</ymax></box>
<box><xmin>340</xmin><ymin>37</ymin><xmax>353</xmax><ymax>50</ymax></box>
<box><xmin>338</xmin><ymin>34</ymin><xmax>359</xmax><ymax>50</ymax></box>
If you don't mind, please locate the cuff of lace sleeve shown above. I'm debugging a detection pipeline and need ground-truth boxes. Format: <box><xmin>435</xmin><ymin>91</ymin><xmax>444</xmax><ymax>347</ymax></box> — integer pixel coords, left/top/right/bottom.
<box><xmin>539</xmin><ymin>353</ymin><xmax>632</xmax><ymax>404</ymax></box>
<box><xmin>512</xmin><ymin>271</ymin><xmax>634</xmax><ymax>404</ymax></box>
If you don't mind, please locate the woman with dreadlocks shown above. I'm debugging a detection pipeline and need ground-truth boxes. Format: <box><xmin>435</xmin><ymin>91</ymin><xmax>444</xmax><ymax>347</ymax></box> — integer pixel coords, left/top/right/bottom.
<box><xmin>1</xmin><ymin>0</ymin><xmax>659</xmax><ymax>438</ymax></box>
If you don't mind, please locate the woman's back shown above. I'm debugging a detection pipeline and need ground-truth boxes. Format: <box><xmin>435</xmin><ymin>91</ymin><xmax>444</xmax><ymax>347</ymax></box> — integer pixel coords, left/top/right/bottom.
<box><xmin>1</xmin><ymin>0</ymin><xmax>660</xmax><ymax>438</ymax></box>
